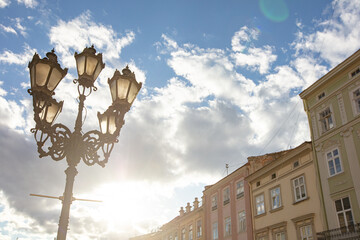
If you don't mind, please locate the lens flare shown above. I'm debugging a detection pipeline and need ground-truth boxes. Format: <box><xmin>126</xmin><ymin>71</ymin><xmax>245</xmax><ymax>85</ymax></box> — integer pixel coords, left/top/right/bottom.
<box><xmin>259</xmin><ymin>0</ymin><xmax>289</xmax><ymax>22</ymax></box>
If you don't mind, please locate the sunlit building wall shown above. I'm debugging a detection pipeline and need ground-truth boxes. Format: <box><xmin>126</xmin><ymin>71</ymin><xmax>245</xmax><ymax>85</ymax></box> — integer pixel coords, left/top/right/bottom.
<box><xmin>130</xmin><ymin>198</ymin><xmax>204</xmax><ymax>240</ymax></box>
<box><xmin>202</xmin><ymin>163</ymin><xmax>253</xmax><ymax>240</ymax></box>
<box><xmin>246</xmin><ymin>142</ymin><xmax>325</xmax><ymax>240</ymax></box>
<box><xmin>300</xmin><ymin>49</ymin><xmax>360</xmax><ymax>237</ymax></box>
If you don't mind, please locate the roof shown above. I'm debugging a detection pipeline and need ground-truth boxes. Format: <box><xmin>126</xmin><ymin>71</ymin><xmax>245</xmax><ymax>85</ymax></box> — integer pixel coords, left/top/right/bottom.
<box><xmin>300</xmin><ymin>48</ymin><xmax>360</xmax><ymax>99</ymax></box>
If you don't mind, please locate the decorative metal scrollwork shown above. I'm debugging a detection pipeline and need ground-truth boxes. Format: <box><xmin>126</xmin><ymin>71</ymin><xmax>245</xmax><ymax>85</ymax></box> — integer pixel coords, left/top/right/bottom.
<box><xmin>48</xmin><ymin>124</ymin><xmax>71</xmax><ymax>161</ymax></box>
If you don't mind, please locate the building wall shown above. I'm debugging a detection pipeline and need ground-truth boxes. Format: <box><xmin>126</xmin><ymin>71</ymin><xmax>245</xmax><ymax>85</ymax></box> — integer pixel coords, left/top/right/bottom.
<box><xmin>130</xmin><ymin>198</ymin><xmax>204</xmax><ymax>240</ymax></box>
<box><xmin>300</xmin><ymin>49</ymin><xmax>360</xmax><ymax>231</ymax></box>
<box><xmin>203</xmin><ymin>164</ymin><xmax>253</xmax><ymax>240</ymax></box>
<box><xmin>246</xmin><ymin>142</ymin><xmax>324</xmax><ymax>240</ymax></box>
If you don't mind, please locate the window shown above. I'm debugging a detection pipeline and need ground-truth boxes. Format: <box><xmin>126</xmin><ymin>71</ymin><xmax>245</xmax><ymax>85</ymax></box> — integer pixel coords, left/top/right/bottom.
<box><xmin>189</xmin><ymin>225</ymin><xmax>193</xmax><ymax>240</ymax></box>
<box><xmin>300</xmin><ymin>225</ymin><xmax>313</xmax><ymax>240</ymax></box>
<box><xmin>224</xmin><ymin>217</ymin><xmax>231</xmax><ymax>236</ymax></box>
<box><xmin>175</xmin><ymin>233</ymin><xmax>178</xmax><ymax>240</ymax></box>
<box><xmin>238</xmin><ymin>211</ymin><xmax>246</xmax><ymax>232</ymax></box>
<box><xmin>353</xmin><ymin>89</ymin><xmax>360</xmax><ymax>114</ymax></box>
<box><xmin>335</xmin><ymin>197</ymin><xmax>354</xmax><ymax>230</ymax></box>
<box><xmin>236</xmin><ymin>180</ymin><xmax>244</xmax><ymax>198</ymax></box>
<box><xmin>326</xmin><ymin>148</ymin><xmax>342</xmax><ymax>176</ymax></box>
<box><xmin>318</xmin><ymin>92</ymin><xmax>325</xmax><ymax>100</ymax></box>
<box><xmin>256</xmin><ymin>181</ymin><xmax>261</xmax><ymax>187</ymax></box>
<box><xmin>275</xmin><ymin>232</ymin><xmax>286</xmax><ymax>240</ymax></box>
<box><xmin>196</xmin><ymin>220</ymin><xmax>202</xmax><ymax>238</ymax></box>
<box><xmin>223</xmin><ymin>187</ymin><xmax>230</xmax><ymax>205</ymax></box>
<box><xmin>212</xmin><ymin>195</ymin><xmax>218</xmax><ymax>210</ymax></box>
<box><xmin>212</xmin><ymin>222</ymin><xmax>218</xmax><ymax>240</ymax></box>
<box><xmin>256</xmin><ymin>194</ymin><xmax>265</xmax><ymax>215</ymax></box>
<box><xmin>350</xmin><ymin>67</ymin><xmax>360</xmax><ymax>78</ymax></box>
<box><xmin>271</xmin><ymin>173</ymin><xmax>277</xmax><ymax>179</ymax></box>
<box><xmin>293</xmin><ymin>176</ymin><xmax>307</xmax><ymax>202</ymax></box>
<box><xmin>181</xmin><ymin>228</ymin><xmax>185</xmax><ymax>240</ymax></box>
<box><xmin>293</xmin><ymin>161</ymin><xmax>299</xmax><ymax>168</ymax></box>
<box><xmin>270</xmin><ymin>187</ymin><xmax>281</xmax><ymax>209</ymax></box>
<box><xmin>319</xmin><ymin>107</ymin><xmax>334</xmax><ymax>132</ymax></box>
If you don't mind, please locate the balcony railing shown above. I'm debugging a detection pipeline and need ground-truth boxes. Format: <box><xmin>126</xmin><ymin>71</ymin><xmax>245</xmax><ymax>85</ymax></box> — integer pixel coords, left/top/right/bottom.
<box><xmin>317</xmin><ymin>223</ymin><xmax>360</xmax><ymax>240</ymax></box>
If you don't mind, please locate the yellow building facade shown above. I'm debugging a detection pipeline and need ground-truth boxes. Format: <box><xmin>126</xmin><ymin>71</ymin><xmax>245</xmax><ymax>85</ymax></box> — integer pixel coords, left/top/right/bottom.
<box><xmin>246</xmin><ymin>142</ymin><xmax>325</xmax><ymax>240</ymax></box>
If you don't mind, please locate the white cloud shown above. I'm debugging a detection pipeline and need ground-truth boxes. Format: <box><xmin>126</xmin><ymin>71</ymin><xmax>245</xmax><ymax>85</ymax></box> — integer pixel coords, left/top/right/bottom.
<box><xmin>0</xmin><ymin>24</ymin><xmax>17</xmax><ymax>35</ymax></box>
<box><xmin>0</xmin><ymin>0</ymin><xmax>10</xmax><ymax>8</ymax></box>
<box><xmin>17</xmin><ymin>0</ymin><xmax>37</xmax><ymax>8</ymax></box>
<box><xmin>13</xmin><ymin>17</ymin><xmax>27</xmax><ymax>37</ymax></box>
<box><xmin>231</xmin><ymin>26</ymin><xmax>277</xmax><ymax>74</ymax></box>
<box><xmin>293</xmin><ymin>0</ymin><xmax>360</xmax><ymax>66</ymax></box>
<box><xmin>0</xmin><ymin>44</ymin><xmax>36</xmax><ymax>65</ymax></box>
<box><xmin>49</xmin><ymin>11</ymin><xmax>135</xmax><ymax>67</ymax></box>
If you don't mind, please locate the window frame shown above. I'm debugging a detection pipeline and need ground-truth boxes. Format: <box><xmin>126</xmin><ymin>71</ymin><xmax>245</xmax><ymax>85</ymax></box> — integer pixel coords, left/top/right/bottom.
<box><xmin>319</xmin><ymin>106</ymin><xmax>334</xmax><ymax>133</ymax></box>
<box><xmin>181</xmin><ymin>228</ymin><xmax>185</xmax><ymax>240</ymax></box>
<box><xmin>292</xmin><ymin>175</ymin><xmax>307</xmax><ymax>203</ymax></box>
<box><xmin>299</xmin><ymin>225</ymin><xmax>313</xmax><ymax>240</ymax></box>
<box><xmin>325</xmin><ymin>148</ymin><xmax>343</xmax><ymax>177</ymax></box>
<box><xmin>236</xmin><ymin>180</ymin><xmax>244</xmax><ymax>198</ymax></box>
<box><xmin>349</xmin><ymin>87</ymin><xmax>360</xmax><ymax>117</ymax></box>
<box><xmin>270</xmin><ymin>186</ymin><xmax>282</xmax><ymax>210</ymax></box>
<box><xmin>211</xmin><ymin>194</ymin><xmax>218</xmax><ymax>210</ymax></box>
<box><xmin>255</xmin><ymin>193</ymin><xmax>266</xmax><ymax>215</ymax></box>
<box><xmin>212</xmin><ymin>222</ymin><xmax>218</xmax><ymax>240</ymax></box>
<box><xmin>224</xmin><ymin>216</ymin><xmax>231</xmax><ymax>237</ymax></box>
<box><xmin>238</xmin><ymin>210</ymin><xmax>246</xmax><ymax>233</ymax></box>
<box><xmin>189</xmin><ymin>224</ymin><xmax>193</xmax><ymax>240</ymax></box>
<box><xmin>223</xmin><ymin>187</ymin><xmax>230</xmax><ymax>205</ymax></box>
<box><xmin>196</xmin><ymin>219</ymin><xmax>202</xmax><ymax>238</ymax></box>
<box><xmin>335</xmin><ymin>196</ymin><xmax>355</xmax><ymax>230</ymax></box>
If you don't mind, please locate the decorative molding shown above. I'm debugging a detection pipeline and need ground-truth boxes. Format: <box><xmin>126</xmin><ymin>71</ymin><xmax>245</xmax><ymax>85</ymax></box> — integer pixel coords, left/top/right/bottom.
<box><xmin>340</xmin><ymin>127</ymin><xmax>353</xmax><ymax>138</ymax></box>
<box><xmin>337</xmin><ymin>93</ymin><xmax>348</xmax><ymax>124</ymax></box>
<box><xmin>322</xmin><ymin>139</ymin><xmax>341</xmax><ymax>150</ymax></box>
<box><xmin>315</xmin><ymin>143</ymin><xmax>323</xmax><ymax>152</ymax></box>
<box><xmin>291</xmin><ymin>213</ymin><xmax>315</xmax><ymax>223</ymax></box>
<box><xmin>310</xmin><ymin>112</ymin><xmax>319</xmax><ymax>139</ymax></box>
<box><xmin>335</xmin><ymin>180</ymin><xmax>347</xmax><ymax>186</ymax></box>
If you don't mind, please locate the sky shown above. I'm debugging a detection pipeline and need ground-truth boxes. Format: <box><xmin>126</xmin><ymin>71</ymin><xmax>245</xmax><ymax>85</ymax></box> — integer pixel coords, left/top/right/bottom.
<box><xmin>0</xmin><ymin>0</ymin><xmax>360</xmax><ymax>239</ymax></box>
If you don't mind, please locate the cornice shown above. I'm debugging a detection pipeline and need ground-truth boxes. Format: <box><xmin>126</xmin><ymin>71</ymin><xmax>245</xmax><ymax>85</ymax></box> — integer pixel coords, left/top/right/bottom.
<box><xmin>300</xmin><ymin>49</ymin><xmax>360</xmax><ymax>99</ymax></box>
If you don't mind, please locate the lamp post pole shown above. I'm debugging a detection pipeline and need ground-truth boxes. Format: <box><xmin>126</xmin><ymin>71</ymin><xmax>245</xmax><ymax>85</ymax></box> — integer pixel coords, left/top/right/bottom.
<box><xmin>27</xmin><ymin>46</ymin><xmax>142</xmax><ymax>240</ymax></box>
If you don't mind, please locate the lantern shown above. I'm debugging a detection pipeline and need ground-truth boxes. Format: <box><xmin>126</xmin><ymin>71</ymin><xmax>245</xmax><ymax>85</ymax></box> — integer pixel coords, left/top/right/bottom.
<box><xmin>28</xmin><ymin>49</ymin><xmax>68</xmax><ymax>96</ymax></box>
<box><xmin>108</xmin><ymin>66</ymin><xmax>142</xmax><ymax>107</ymax></box>
<box><xmin>74</xmin><ymin>45</ymin><xmax>105</xmax><ymax>88</ymax></box>
<box><xmin>97</xmin><ymin>109</ymin><xmax>117</xmax><ymax>135</ymax></box>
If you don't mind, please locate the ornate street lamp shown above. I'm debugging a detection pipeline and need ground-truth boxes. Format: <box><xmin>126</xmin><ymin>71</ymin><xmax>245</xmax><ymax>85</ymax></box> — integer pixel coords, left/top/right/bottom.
<box><xmin>28</xmin><ymin>46</ymin><xmax>141</xmax><ymax>240</ymax></box>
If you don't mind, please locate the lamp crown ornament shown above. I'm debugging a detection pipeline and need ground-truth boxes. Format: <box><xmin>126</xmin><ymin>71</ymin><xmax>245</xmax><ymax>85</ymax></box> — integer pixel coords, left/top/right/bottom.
<box><xmin>46</xmin><ymin>49</ymin><xmax>57</xmax><ymax>62</ymax></box>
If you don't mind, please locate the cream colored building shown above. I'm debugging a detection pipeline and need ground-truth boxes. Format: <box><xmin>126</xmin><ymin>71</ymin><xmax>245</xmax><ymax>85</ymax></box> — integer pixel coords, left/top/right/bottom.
<box><xmin>130</xmin><ymin>198</ymin><xmax>204</xmax><ymax>240</ymax></box>
<box><xmin>246</xmin><ymin>142</ymin><xmax>325</xmax><ymax>240</ymax></box>
<box><xmin>300</xmin><ymin>49</ymin><xmax>360</xmax><ymax>238</ymax></box>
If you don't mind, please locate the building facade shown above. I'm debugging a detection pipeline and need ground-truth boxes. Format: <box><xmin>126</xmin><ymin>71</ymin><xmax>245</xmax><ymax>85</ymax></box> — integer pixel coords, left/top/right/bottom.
<box><xmin>130</xmin><ymin>198</ymin><xmax>204</xmax><ymax>240</ymax></box>
<box><xmin>246</xmin><ymin>142</ymin><xmax>325</xmax><ymax>240</ymax></box>
<box><xmin>300</xmin><ymin>49</ymin><xmax>360</xmax><ymax>238</ymax></box>
<box><xmin>202</xmin><ymin>163</ymin><xmax>253</xmax><ymax>240</ymax></box>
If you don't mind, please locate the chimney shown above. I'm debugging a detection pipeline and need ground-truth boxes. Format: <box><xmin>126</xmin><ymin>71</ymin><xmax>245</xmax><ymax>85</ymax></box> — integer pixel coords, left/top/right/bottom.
<box><xmin>193</xmin><ymin>197</ymin><xmax>199</xmax><ymax>209</ymax></box>
<box><xmin>186</xmin><ymin>202</ymin><xmax>191</xmax><ymax>213</ymax></box>
<box><xmin>179</xmin><ymin>207</ymin><xmax>184</xmax><ymax>216</ymax></box>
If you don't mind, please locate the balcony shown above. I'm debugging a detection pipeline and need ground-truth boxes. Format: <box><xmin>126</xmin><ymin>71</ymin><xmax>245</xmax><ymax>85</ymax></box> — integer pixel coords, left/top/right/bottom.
<box><xmin>317</xmin><ymin>223</ymin><xmax>360</xmax><ymax>240</ymax></box>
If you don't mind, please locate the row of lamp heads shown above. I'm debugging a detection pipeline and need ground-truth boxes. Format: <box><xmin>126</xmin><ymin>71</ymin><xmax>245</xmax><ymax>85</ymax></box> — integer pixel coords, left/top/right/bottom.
<box><xmin>28</xmin><ymin>46</ymin><xmax>142</xmax><ymax>136</ymax></box>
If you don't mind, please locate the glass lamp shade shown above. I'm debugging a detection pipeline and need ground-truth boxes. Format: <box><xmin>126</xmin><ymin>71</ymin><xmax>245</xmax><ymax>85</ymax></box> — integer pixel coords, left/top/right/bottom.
<box><xmin>97</xmin><ymin>110</ymin><xmax>117</xmax><ymax>135</ymax></box>
<box><xmin>38</xmin><ymin>99</ymin><xmax>63</xmax><ymax>125</ymax></box>
<box><xmin>74</xmin><ymin>46</ymin><xmax>105</xmax><ymax>88</ymax></box>
<box><xmin>28</xmin><ymin>50</ymin><xmax>68</xmax><ymax>96</ymax></box>
<box><xmin>108</xmin><ymin>66</ymin><xmax>142</xmax><ymax>106</ymax></box>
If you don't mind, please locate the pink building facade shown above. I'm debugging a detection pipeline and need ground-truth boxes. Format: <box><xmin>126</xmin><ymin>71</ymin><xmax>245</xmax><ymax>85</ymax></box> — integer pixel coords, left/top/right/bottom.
<box><xmin>203</xmin><ymin>163</ymin><xmax>253</xmax><ymax>240</ymax></box>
